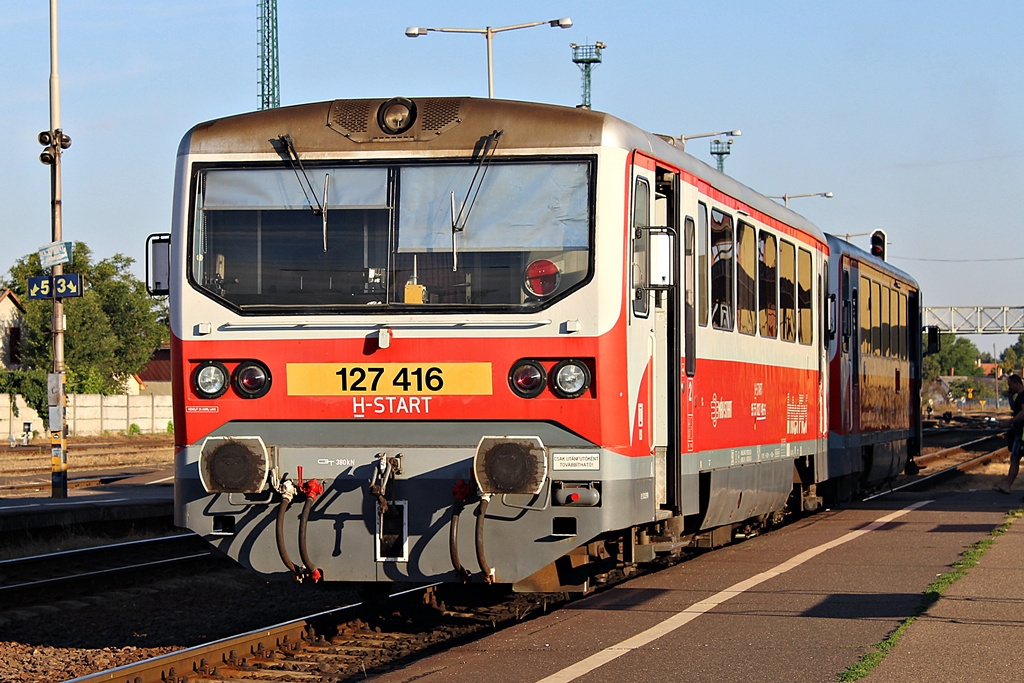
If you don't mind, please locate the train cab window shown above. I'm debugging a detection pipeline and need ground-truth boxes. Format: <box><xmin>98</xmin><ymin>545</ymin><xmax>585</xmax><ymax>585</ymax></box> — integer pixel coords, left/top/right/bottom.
<box><xmin>779</xmin><ymin>239</ymin><xmax>796</xmax><ymax>342</ymax></box>
<box><xmin>710</xmin><ymin>208</ymin><xmax>734</xmax><ymax>330</ymax></box>
<box><xmin>697</xmin><ymin>203</ymin><xmax>709</xmax><ymax>326</ymax></box>
<box><xmin>632</xmin><ymin>177</ymin><xmax>651</xmax><ymax>318</ymax></box>
<box><xmin>758</xmin><ymin>231</ymin><xmax>778</xmax><ymax>338</ymax></box>
<box><xmin>190</xmin><ymin>161</ymin><xmax>592</xmax><ymax>312</ymax></box>
<box><xmin>797</xmin><ymin>247</ymin><xmax>813</xmax><ymax>345</ymax></box>
<box><xmin>737</xmin><ymin>221</ymin><xmax>757</xmax><ymax>335</ymax></box>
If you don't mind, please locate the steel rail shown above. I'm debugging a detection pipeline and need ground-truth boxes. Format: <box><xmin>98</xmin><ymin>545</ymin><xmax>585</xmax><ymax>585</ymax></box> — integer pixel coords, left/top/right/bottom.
<box><xmin>65</xmin><ymin>583</ymin><xmax>438</xmax><ymax>683</ymax></box>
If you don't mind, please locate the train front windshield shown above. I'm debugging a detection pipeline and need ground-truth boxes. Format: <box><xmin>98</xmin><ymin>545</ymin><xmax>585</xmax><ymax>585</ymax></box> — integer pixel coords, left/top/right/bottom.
<box><xmin>190</xmin><ymin>160</ymin><xmax>592</xmax><ymax>311</ymax></box>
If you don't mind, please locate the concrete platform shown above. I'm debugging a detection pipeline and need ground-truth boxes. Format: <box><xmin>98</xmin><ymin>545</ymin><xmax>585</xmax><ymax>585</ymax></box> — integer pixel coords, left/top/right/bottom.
<box><xmin>0</xmin><ymin>468</ymin><xmax>173</xmax><ymax>532</ymax></box>
<box><xmin>369</xmin><ymin>487</ymin><xmax>1020</xmax><ymax>682</ymax></box>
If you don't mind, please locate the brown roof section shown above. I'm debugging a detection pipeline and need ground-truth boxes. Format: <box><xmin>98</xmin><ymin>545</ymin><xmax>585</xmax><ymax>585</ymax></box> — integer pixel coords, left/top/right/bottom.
<box><xmin>138</xmin><ymin>347</ymin><xmax>172</xmax><ymax>383</ymax></box>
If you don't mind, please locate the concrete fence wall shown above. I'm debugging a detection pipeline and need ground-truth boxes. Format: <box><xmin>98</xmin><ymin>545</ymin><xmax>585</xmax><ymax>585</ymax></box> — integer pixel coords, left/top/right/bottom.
<box><xmin>1</xmin><ymin>393</ymin><xmax>174</xmax><ymax>438</ymax></box>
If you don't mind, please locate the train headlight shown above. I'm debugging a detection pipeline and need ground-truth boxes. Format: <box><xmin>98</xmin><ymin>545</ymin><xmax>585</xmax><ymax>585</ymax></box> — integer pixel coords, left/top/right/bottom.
<box><xmin>199</xmin><ymin>436</ymin><xmax>270</xmax><ymax>494</ymax></box>
<box><xmin>193</xmin><ymin>361</ymin><xmax>229</xmax><ymax>399</ymax></box>
<box><xmin>509</xmin><ymin>360</ymin><xmax>547</xmax><ymax>398</ymax></box>
<box><xmin>551</xmin><ymin>359</ymin><xmax>591</xmax><ymax>399</ymax></box>
<box><xmin>524</xmin><ymin>259</ymin><xmax>561</xmax><ymax>297</ymax></box>
<box><xmin>377</xmin><ymin>97</ymin><xmax>417</xmax><ymax>135</ymax></box>
<box><xmin>474</xmin><ymin>436</ymin><xmax>548</xmax><ymax>496</ymax></box>
<box><xmin>233</xmin><ymin>360</ymin><xmax>272</xmax><ymax>399</ymax></box>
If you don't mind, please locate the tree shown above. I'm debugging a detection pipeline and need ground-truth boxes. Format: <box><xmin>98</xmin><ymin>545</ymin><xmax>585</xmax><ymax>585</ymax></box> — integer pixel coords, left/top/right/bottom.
<box><xmin>923</xmin><ymin>333</ymin><xmax>983</xmax><ymax>382</ymax></box>
<box><xmin>1</xmin><ymin>242</ymin><xmax>168</xmax><ymax>417</ymax></box>
<box><xmin>1000</xmin><ymin>334</ymin><xmax>1024</xmax><ymax>376</ymax></box>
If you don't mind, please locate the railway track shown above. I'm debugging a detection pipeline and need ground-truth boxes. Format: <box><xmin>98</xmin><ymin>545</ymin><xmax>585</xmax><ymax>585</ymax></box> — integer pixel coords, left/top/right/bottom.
<box><xmin>38</xmin><ymin>427</ymin><xmax>1021</xmax><ymax>682</ymax></box>
<box><xmin>0</xmin><ymin>534</ymin><xmax>214</xmax><ymax>610</ymax></box>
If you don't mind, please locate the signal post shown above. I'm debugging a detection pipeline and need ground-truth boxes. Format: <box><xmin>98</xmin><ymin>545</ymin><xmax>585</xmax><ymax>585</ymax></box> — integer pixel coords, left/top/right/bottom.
<box><xmin>39</xmin><ymin>0</ymin><xmax>72</xmax><ymax>498</ymax></box>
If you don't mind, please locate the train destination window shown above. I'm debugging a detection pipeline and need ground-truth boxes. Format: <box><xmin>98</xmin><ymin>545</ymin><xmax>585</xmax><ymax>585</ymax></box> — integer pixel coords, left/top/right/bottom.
<box><xmin>779</xmin><ymin>239</ymin><xmax>796</xmax><ymax>342</ymax></box>
<box><xmin>736</xmin><ymin>221</ymin><xmax>756</xmax><ymax>336</ymax></box>
<box><xmin>710</xmin><ymin>208</ymin><xmax>734</xmax><ymax>331</ymax></box>
<box><xmin>758</xmin><ymin>231</ymin><xmax>778</xmax><ymax>338</ymax></box>
<box><xmin>191</xmin><ymin>161</ymin><xmax>592</xmax><ymax>311</ymax></box>
<box><xmin>797</xmin><ymin>247</ymin><xmax>813</xmax><ymax>345</ymax></box>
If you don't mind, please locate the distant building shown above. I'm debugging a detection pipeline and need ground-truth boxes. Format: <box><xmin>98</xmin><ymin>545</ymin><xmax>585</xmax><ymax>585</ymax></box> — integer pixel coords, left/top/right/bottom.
<box><xmin>136</xmin><ymin>346</ymin><xmax>172</xmax><ymax>395</ymax></box>
<box><xmin>0</xmin><ymin>289</ymin><xmax>25</xmax><ymax>370</ymax></box>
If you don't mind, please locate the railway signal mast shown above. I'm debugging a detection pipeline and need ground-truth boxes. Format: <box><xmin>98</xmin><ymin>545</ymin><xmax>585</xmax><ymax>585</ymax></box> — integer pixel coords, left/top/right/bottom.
<box><xmin>258</xmin><ymin>0</ymin><xmax>280</xmax><ymax>110</ymax></box>
<box><xmin>570</xmin><ymin>42</ymin><xmax>605</xmax><ymax>109</ymax></box>
<box><xmin>39</xmin><ymin>0</ymin><xmax>71</xmax><ymax>498</ymax></box>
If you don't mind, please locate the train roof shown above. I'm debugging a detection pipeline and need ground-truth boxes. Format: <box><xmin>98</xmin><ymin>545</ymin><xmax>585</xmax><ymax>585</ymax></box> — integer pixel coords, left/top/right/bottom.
<box><xmin>180</xmin><ymin>96</ymin><xmax>826</xmax><ymax>243</ymax></box>
<box><xmin>825</xmin><ymin>233</ymin><xmax>920</xmax><ymax>289</ymax></box>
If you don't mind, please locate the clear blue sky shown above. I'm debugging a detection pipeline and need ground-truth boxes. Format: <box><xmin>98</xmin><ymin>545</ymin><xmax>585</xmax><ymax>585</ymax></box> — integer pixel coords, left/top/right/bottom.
<box><xmin>2</xmin><ymin>1</ymin><xmax>1022</xmax><ymax>353</ymax></box>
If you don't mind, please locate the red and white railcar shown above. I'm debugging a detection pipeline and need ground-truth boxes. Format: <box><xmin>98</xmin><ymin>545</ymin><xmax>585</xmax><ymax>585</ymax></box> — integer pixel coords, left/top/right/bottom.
<box><xmin>148</xmin><ymin>97</ymin><xmax>893</xmax><ymax>591</ymax></box>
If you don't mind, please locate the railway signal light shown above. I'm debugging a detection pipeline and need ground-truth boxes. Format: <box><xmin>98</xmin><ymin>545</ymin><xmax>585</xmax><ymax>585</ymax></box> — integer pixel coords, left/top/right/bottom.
<box><xmin>870</xmin><ymin>229</ymin><xmax>887</xmax><ymax>261</ymax></box>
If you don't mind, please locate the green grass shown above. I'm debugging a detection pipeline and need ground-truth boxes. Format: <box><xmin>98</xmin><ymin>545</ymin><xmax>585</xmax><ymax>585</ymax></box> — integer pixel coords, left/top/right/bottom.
<box><xmin>837</xmin><ymin>508</ymin><xmax>1023</xmax><ymax>681</ymax></box>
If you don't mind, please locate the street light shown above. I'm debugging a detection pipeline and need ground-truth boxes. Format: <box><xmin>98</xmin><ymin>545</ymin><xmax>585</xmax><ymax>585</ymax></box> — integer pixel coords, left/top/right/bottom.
<box><xmin>766</xmin><ymin>191</ymin><xmax>834</xmax><ymax>208</ymax></box>
<box><xmin>406</xmin><ymin>18</ymin><xmax>573</xmax><ymax>98</ymax></box>
<box><xmin>670</xmin><ymin>129</ymin><xmax>742</xmax><ymax>151</ymax></box>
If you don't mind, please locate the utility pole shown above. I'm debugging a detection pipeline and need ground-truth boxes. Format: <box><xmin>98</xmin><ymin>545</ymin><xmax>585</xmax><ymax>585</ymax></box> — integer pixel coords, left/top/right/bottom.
<box><xmin>570</xmin><ymin>42</ymin><xmax>605</xmax><ymax>108</ymax></box>
<box><xmin>39</xmin><ymin>0</ymin><xmax>71</xmax><ymax>498</ymax></box>
<box><xmin>258</xmin><ymin>0</ymin><xmax>280</xmax><ymax>110</ymax></box>
<box><xmin>710</xmin><ymin>138</ymin><xmax>733</xmax><ymax>173</ymax></box>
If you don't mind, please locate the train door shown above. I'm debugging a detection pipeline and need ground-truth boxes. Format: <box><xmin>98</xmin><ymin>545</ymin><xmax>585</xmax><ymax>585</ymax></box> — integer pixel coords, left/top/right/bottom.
<box><xmin>630</xmin><ymin>156</ymin><xmax>683</xmax><ymax>515</ymax></box>
<box><xmin>653</xmin><ymin>166</ymin><xmax>683</xmax><ymax>515</ymax></box>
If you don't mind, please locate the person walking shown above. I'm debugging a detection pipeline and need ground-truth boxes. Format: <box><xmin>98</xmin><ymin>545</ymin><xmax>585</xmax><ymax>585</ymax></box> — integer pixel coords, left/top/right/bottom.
<box><xmin>994</xmin><ymin>374</ymin><xmax>1024</xmax><ymax>494</ymax></box>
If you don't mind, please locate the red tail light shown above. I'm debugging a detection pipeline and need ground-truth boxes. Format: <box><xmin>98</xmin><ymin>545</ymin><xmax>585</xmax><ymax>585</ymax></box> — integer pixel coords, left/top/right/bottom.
<box><xmin>525</xmin><ymin>259</ymin><xmax>560</xmax><ymax>297</ymax></box>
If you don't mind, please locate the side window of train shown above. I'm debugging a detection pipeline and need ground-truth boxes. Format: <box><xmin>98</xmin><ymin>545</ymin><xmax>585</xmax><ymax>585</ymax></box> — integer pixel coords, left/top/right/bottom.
<box><xmin>779</xmin><ymin>239</ymin><xmax>796</xmax><ymax>342</ymax></box>
<box><xmin>698</xmin><ymin>202</ymin><xmax>709</xmax><ymax>326</ymax></box>
<box><xmin>871</xmin><ymin>280</ymin><xmax>882</xmax><ymax>355</ymax></box>
<box><xmin>797</xmin><ymin>247</ymin><xmax>813</xmax><ymax>345</ymax></box>
<box><xmin>859</xmin><ymin>275</ymin><xmax>871</xmax><ymax>356</ymax></box>
<box><xmin>890</xmin><ymin>288</ymin><xmax>900</xmax><ymax>359</ymax></box>
<box><xmin>881</xmin><ymin>285</ymin><xmax>892</xmax><ymax>357</ymax></box>
<box><xmin>841</xmin><ymin>268</ymin><xmax>851</xmax><ymax>353</ymax></box>
<box><xmin>899</xmin><ymin>292</ymin><xmax>908</xmax><ymax>359</ymax></box>
<box><xmin>710</xmin><ymin>208</ymin><xmax>734</xmax><ymax>331</ymax></box>
<box><xmin>758</xmin><ymin>230</ymin><xmax>778</xmax><ymax>338</ymax></box>
<box><xmin>737</xmin><ymin>221</ymin><xmax>757</xmax><ymax>335</ymax></box>
<box><xmin>684</xmin><ymin>216</ymin><xmax>697</xmax><ymax>376</ymax></box>
<box><xmin>632</xmin><ymin>177</ymin><xmax>651</xmax><ymax>318</ymax></box>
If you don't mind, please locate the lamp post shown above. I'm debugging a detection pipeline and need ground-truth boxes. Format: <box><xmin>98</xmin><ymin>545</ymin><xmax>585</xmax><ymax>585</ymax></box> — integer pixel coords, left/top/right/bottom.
<box><xmin>766</xmin><ymin>191</ymin><xmax>833</xmax><ymax>208</ymax></box>
<box><xmin>406</xmin><ymin>18</ymin><xmax>573</xmax><ymax>98</ymax></box>
<box><xmin>675</xmin><ymin>130</ymin><xmax>741</xmax><ymax>151</ymax></box>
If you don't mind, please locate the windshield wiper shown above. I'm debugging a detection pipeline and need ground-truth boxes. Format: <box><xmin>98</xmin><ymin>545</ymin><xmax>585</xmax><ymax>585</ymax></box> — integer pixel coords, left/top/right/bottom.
<box><xmin>273</xmin><ymin>134</ymin><xmax>330</xmax><ymax>251</ymax></box>
<box><xmin>274</xmin><ymin>134</ymin><xmax>324</xmax><ymax>215</ymax></box>
<box><xmin>451</xmin><ymin>129</ymin><xmax>503</xmax><ymax>271</ymax></box>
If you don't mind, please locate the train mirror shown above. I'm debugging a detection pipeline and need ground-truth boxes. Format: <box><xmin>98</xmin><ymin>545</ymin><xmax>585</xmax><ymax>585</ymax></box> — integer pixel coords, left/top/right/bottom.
<box><xmin>146</xmin><ymin>233</ymin><xmax>171</xmax><ymax>296</ymax></box>
<box><xmin>649</xmin><ymin>231</ymin><xmax>675</xmax><ymax>288</ymax></box>
<box><xmin>924</xmin><ymin>325</ymin><xmax>940</xmax><ymax>355</ymax></box>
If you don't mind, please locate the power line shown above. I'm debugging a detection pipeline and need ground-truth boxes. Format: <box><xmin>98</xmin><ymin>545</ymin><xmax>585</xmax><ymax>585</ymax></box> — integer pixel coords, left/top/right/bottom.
<box><xmin>893</xmin><ymin>256</ymin><xmax>1024</xmax><ymax>263</ymax></box>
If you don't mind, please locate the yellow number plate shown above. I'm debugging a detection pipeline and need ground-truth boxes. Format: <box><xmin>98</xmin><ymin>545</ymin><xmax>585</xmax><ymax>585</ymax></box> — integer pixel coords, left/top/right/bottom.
<box><xmin>287</xmin><ymin>363</ymin><xmax>493</xmax><ymax>396</ymax></box>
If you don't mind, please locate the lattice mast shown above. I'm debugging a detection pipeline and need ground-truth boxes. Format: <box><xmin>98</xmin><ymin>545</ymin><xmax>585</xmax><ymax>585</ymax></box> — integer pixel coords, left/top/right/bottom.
<box><xmin>570</xmin><ymin>42</ymin><xmax>606</xmax><ymax>109</ymax></box>
<box><xmin>258</xmin><ymin>0</ymin><xmax>280</xmax><ymax>110</ymax></box>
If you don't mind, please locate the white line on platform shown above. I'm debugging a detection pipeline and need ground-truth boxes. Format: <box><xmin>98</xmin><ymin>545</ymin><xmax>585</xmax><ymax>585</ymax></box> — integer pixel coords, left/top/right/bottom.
<box><xmin>537</xmin><ymin>500</ymin><xmax>933</xmax><ymax>683</ymax></box>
